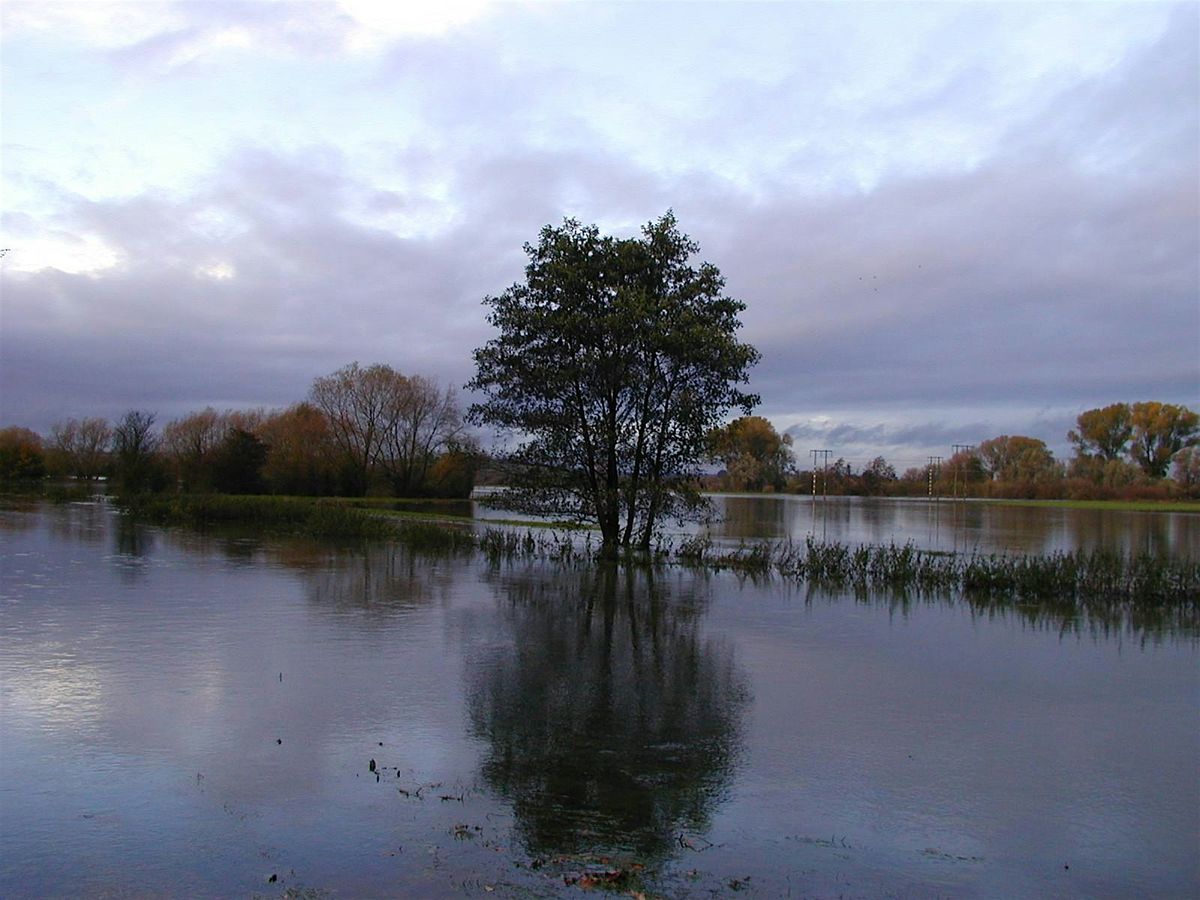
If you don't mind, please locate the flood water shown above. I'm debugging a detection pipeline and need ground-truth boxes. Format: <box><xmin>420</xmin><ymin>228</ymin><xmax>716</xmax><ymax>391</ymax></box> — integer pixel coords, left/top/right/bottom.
<box><xmin>473</xmin><ymin>492</ymin><xmax>1199</xmax><ymax>559</ymax></box>
<box><xmin>2</xmin><ymin>499</ymin><xmax>1198</xmax><ymax>898</ymax></box>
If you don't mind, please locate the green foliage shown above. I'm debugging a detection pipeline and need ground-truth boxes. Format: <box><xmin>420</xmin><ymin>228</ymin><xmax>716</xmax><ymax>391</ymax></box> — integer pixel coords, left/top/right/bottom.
<box><xmin>469</xmin><ymin>212</ymin><xmax>760</xmax><ymax>554</ymax></box>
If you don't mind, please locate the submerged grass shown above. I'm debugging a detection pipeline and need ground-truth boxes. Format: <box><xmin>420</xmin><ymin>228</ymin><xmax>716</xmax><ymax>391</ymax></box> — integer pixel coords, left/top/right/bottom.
<box><xmin>675</xmin><ymin>534</ymin><xmax>1199</xmax><ymax>606</ymax></box>
<box><xmin>117</xmin><ymin>493</ymin><xmax>1199</xmax><ymax>608</ymax></box>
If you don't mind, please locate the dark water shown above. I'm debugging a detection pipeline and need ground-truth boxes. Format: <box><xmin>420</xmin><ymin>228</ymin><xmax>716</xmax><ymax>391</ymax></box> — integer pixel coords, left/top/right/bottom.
<box><xmin>471</xmin><ymin>492</ymin><xmax>1200</xmax><ymax>559</ymax></box>
<box><xmin>2</xmin><ymin>500</ymin><xmax>1197</xmax><ymax>898</ymax></box>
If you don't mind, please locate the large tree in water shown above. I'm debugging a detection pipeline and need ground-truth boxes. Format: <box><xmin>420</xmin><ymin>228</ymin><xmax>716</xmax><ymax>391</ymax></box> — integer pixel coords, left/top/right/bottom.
<box><xmin>469</xmin><ymin>213</ymin><xmax>759</xmax><ymax>555</ymax></box>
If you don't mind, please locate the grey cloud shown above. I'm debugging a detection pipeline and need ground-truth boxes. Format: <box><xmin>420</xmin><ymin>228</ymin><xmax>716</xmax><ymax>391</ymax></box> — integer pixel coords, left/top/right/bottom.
<box><xmin>1</xmin><ymin>3</ymin><xmax>1195</xmax><ymax>465</ymax></box>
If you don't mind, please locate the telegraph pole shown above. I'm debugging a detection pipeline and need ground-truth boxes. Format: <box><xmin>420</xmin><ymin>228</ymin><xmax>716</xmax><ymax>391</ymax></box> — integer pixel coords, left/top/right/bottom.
<box><xmin>951</xmin><ymin>444</ymin><xmax>974</xmax><ymax>499</ymax></box>
<box><xmin>810</xmin><ymin>449</ymin><xmax>832</xmax><ymax>499</ymax></box>
<box><xmin>927</xmin><ymin>455</ymin><xmax>943</xmax><ymax>501</ymax></box>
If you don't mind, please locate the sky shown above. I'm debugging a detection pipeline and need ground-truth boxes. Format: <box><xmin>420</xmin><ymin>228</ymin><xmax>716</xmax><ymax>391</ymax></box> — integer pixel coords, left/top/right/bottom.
<box><xmin>2</xmin><ymin>0</ymin><xmax>1197</xmax><ymax>471</ymax></box>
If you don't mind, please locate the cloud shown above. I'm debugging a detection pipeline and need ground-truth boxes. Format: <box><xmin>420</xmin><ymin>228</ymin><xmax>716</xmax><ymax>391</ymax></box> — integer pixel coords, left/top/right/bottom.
<box><xmin>0</xmin><ymin>1</ymin><xmax>1194</xmax><ymax>462</ymax></box>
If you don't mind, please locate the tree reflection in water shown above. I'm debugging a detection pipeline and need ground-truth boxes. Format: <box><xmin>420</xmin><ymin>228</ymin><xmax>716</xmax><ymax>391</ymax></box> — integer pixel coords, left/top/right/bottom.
<box><xmin>468</xmin><ymin>563</ymin><xmax>748</xmax><ymax>862</ymax></box>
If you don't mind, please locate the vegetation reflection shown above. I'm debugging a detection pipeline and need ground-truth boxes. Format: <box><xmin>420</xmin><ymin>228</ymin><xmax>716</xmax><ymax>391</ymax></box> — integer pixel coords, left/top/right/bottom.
<box><xmin>469</xmin><ymin>563</ymin><xmax>748</xmax><ymax>862</ymax></box>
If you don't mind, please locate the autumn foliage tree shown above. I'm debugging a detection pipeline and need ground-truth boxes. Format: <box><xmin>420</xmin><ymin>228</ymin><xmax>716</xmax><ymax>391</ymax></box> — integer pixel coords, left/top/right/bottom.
<box><xmin>0</xmin><ymin>426</ymin><xmax>46</xmax><ymax>481</ymax></box>
<box><xmin>310</xmin><ymin>363</ymin><xmax>465</xmax><ymax>496</ymax></box>
<box><xmin>258</xmin><ymin>402</ymin><xmax>340</xmax><ymax>495</ymax></box>
<box><xmin>709</xmin><ymin>416</ymin><xmax>794</xmax><ymax>491</ymax></box>
<box><xmin>977</xmin><ymin>435</ymin><xmax>1060</xmax><ymax>483</ymax></box>
<box><xmin>1129</xmin><ymin>401</ymin><xmax>1199</xmax><ymax>478</ymax></box>
<box><xmin>1068</xmin><ymin>403</ymin><xmax>1132</xmax><ymax>461</ymax></box>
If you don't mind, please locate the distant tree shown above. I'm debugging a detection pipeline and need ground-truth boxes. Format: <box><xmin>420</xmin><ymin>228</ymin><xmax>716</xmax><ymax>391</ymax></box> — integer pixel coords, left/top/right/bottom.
<box><xmin>1128</xmin><ymin>401</ymin><xmax>1199</xmax><ymax>478</ymax></box>
<box><xmin>977</xmin><ymin>435</ymin><xmax>1059</xmax><ymax>482</ymax></box>
<box><xmin>1068</xmin><ymin>403</ymin><xmax>1132</xmax><ymax>462</ymax></box>
<box><xmin>162</xmin><ymin>407</ymin><xmax>227</xmax><ymax>491</ymax></box>
<box><xmin>111</xmin><ymin>410</ymin><xmax>165</xmax><ymax>495</ymax></box>
<box><xmin>259</xmin><ymin>403</ymin><xmax>340</xmax><ymax>496</ymax></box>
<box><xmin>1172</xmin><ymin>446</ymin><xmax>1200</xmax><ymax>495</ymax></box>
<box><xmin>49</xmin><ymin>417</ymin><xmax>111</xmax><ymax>479</ymax></box>
<box><xmin>310</xmin><ymin>363</ymin><xmax>465</xmax><ymax>496</ymax></box>
<box><xmin>210</xmin><ymin>428</ymin><xmax>268</xmax><ymax>495</ymax></box>
<box><xmin>709</xmin><ymin>416</ymin><xmax>794</xmax><ymax>491</ymax></box>
<box><xmin>425</xmin><ymin>438</ymin><xmax>483</xmax><ymax>499</ymax></box>
<box><xmin>468</xmin><ymin>213</ymin><xmax>759</xmax><ymax>554</ymax></box>
<box><xmin>310</xmin><ymin>362</ymin><xmax>406</xmax><ymax>495</ymax></box>
<box><xmin>378</xmin><ymin>375</ymin><xmax>463</xmax><ymax>496</ymax></box>
<box><xmin>1068</xmin><ymin>454</ymin><xmax>1144</xmax><ymax>488</ymax></box>
<box><xmin>943</xmin><ymin>449</ymin><xmax>986</xmax><ymax>493</ymax></box>
<box><xmin>0</xmin><ymin>426</ymin><xmax>46</xmax><ymax>481</ymax></box>
<box><xmin>859</xmin><ymin>456</ymin><xmax>897</xmax><ymax>495</ymax></box>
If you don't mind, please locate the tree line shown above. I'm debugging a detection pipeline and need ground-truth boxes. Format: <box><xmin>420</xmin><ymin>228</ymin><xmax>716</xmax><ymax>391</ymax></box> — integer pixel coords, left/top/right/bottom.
<box><xmin>0</xmin><ymin>362</ymin><xmax>477</xmax><ymax>499</ymax></box>
<box><xmin>1</xmin><ymin>211</ymin><xmax>1196</xmax><ymax>546</ymax></box>
<box><xmin>706</xmin><ymin>402</ymin><xmax>1200</xmax><ymax>500</ymax></box>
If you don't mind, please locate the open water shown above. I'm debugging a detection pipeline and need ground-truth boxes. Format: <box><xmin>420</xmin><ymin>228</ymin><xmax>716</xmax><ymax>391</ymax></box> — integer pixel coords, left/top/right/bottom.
<box><xmin>1</xmin><ymin>498</ymin><xmax>1197</xmax><ymax>897</ymax></box>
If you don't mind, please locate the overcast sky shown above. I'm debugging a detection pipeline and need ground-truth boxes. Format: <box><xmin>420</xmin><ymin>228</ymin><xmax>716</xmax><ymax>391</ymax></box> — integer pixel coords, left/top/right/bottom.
<box><xmin>2</xmin><ymin>0</ymin><xmax>1196</xmax><ymax>469</ymax></box>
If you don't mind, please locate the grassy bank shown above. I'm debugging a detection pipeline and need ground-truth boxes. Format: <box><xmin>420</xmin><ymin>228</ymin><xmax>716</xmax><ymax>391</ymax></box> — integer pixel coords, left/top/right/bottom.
<box><xmin>978</xmin><ymin>498</ymin><xmax>1200</xmax><ymax>513</ymax></box>
<box><xmin>116</xmin><ymin>493</ymin><xmax>1199</xmax><ymax>606</ymax></box>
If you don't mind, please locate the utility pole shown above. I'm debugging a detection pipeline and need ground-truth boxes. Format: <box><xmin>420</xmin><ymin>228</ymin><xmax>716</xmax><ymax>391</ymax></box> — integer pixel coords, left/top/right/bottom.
<box><xmin>810</xmin><ymin>449</ymin><xmax>832</xmax><ymax>499</ymax></box>
<box><xmin>927</xmin><ymin>455</ymin><xmax>943</xmax><ymax>501</ymax></box>
<box><xmin>951</xmin><ymin>444</ymin><xmax>974</xmax><ymax>500</ymax></box>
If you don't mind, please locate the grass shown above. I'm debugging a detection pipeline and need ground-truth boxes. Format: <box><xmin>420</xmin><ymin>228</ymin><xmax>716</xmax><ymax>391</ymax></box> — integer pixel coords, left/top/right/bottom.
<box><xmin>976</xmin><ymin>498</ymin><xmax>1200</xmax><ymax>513</ymax></box>
<box><xmin>674</xmin><ymin>534</ymin><xmax>1198</xmax><ymax>605</ymax></box>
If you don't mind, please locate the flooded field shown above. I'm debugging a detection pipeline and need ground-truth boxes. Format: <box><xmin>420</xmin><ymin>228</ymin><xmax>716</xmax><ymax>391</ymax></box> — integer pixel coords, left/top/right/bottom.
<box><xmin>2</xmin><ymin>499</ymin><xmax>1197</xmax><ymax>897</ymax></box>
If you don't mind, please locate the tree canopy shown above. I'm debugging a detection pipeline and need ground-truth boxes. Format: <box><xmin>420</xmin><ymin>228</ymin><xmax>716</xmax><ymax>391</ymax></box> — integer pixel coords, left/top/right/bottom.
<box><xmin>468</xmin><ymin>212</ymin><xmax>759</xmax><ymax>553</ymax></box>
<box><xmin>1068</xmin><ymin>403</ymin><xmax>1132</xmax><ymax>461</ymax></box>
<box><xmin>977</xmin><ymin>434</ymin><xmax>1059</xmax><ymax>482</ymax></box>
<box><xmin>709</xmin><ymin>415</ymin><xmax>794</xmax><ymax>491</ymax></box>
<box><xmin>1129</xmin><ymin>401</ymin><xmax>1199</xmax><ymax>478</ymax></box>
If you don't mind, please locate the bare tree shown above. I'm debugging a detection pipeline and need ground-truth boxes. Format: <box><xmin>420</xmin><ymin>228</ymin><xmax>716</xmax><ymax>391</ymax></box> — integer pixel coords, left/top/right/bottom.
<box><xmin>111</xmin><ymin>410</ymin><xmax>162</xmax><ymax>494</ymax></box>
<box><xmin>380</xmin><ymin>376</ymin><xmax>463</xmax><ymax>495</ymax></box>
<box><xmin>50</xmin><ymin>417</ymin><xmax>112</xmax><ymax>479</ymax></box>
<box><xmin>310</xmin><ymin>363</ymin><xmax>464</xmax><ymax>496</ymax></box>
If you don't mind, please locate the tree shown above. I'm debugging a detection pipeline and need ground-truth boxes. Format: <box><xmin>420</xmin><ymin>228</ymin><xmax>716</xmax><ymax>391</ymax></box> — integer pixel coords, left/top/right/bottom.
<box><xmin>259</xmin><ymin>402</ymin><xmax>340</xmax><ymax>496</ymax></box>
<box><xmin>469</xmin><ymin>213</ymin><xmax>759</xmax><ymax>555</ymax></box>
<box><xmin>210</xmin><ymin>428</ymin><xmax>268</xmax><ymax>495</ymax></box>
<box><xmin>1128</xmin><ymin>401</ymin><xmax>1199</xmax><ymax>478</ymax></box>
<box><xmin>162</xmin><ymin>407</ymin><xmax>227</xmax><ymax>491</ymax></box>
<box><xmin>943</xmin><ymin>449</ymin><xmax>986</xmax><ymax>494</ymax></box>
<box><xmin>310</xmin><ymin>362</ymin><xmax>402</xmax><ymax>495</ymax></box>
<box><xmin>111</xmin><ymin>410</ymin><xmax>165</xmax><ymax>495</ymax></box>
<box><xmin>1172</xmin><ymin>446</ymin><xmax>1200</xmax><ymax>495</ymax></box>
<box><xmin>1068</xmin><ymin>403</ymin><xmax>1132</xmax><ymax>462</ymax></box>
<box><xmin>709</xmin><ymin>416</ymin><xmax>793</xmax><ymax>491</ymax></box>
<box><xmin>860</xmin><ymin>456</ymin><xmax>897</xmax><ymax>495</ymax></box>
<box><xmin>378</xmin><ymin>375</ymin><xmax>463</xmax><ymax>496</ymax></box>
<box><xmin>310</xmin><ymin>363</ymin><xmax>464</xmax><ymax>496</ymax></box>
<box><xmin>977</xmin><ymin>435</ymin><xmax>1059</xmax><ymax>482</ymax></box>
<box><xmin>49</xmin><ymin>417</ymin><xmax>111</xmax><ymax>479</ymax></box>
<box><xmin>0</xmin><ymin>426</ymin><xmax>46</xmax><ymax>481</ymax></box>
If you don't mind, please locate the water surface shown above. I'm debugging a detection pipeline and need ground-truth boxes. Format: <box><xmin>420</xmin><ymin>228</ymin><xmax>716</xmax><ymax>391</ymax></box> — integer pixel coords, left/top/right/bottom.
<box><xmin>2</xmin><ymin>500</ymin><xmax>1196</xmax><ymax>897</ymax></box>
